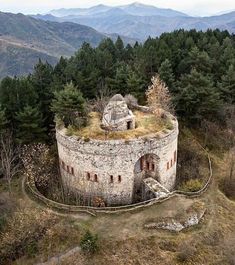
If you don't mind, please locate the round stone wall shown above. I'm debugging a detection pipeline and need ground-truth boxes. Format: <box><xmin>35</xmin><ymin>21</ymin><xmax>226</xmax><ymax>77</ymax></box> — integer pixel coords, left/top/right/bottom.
<box><xmin>56</xmin><ymin>113</ymin><xmax>178</xmax><ymax>206</ymax></box>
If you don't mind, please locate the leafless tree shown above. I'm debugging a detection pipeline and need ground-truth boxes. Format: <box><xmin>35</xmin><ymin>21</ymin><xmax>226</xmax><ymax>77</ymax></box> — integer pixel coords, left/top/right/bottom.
<box><xmin>124</xmin><ymin>94</ymin><xmax>138</xmax><ymax>109</ymax></box>
<box><xmin>221</xmin><ymin>105</ymin><xmax>235</xmax><ymax>198</ymax></box>
<box><xmin>91</xmin><ymin>86</ymin><xmax>114</xmax><ymax>113</ymax></box>
<box><xmin>0</xmin><ymin>133</ymin><xmax>21</xmax><ymax>193</ymax></box>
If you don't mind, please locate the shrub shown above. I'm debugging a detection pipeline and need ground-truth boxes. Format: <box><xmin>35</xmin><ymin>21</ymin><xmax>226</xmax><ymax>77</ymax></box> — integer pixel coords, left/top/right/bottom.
<box><xmin>80</xmin><ymin>230</ymin><xmax>99</xmax><ymax>254</ymax></box>
<box><xmin>177</xmin><ymin>243</ymin><xmax>196</xmax><ymax>262</ymax></box>
<box><xmin>0</xmin><ymin>215</ymin><xmax>7</xmax><ymax>232</ymax></box>
<box><xmin>124</xmin><ymin>94</ymin><xmax>138</xmax><ymax>108</ymax></box>
<box><xmin>180</xmin><ymin>179</ymin><xmax>203</xmax><ymax>192</ymax></box>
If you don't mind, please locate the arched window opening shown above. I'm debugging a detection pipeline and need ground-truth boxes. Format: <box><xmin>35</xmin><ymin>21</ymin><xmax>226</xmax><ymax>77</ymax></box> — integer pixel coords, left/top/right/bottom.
<box><xmin>67</xmin><ymin>165</ymin><xmax>70</xmax><ymax>173</ymax></box>
<box><xmin>110</xmin><ymin>175</ymin><xmax>114</xmax><ymax>183</ymax></box>
<box><xmin>174</xmin><ymin>151</ymin><xmax>177</xmax><ymax>163</ymax></box>
<box><xmin>71</xmin><ymin>167</ymin><xmax>74</xmax><ymax>175</ymax></box>
<box><xmin>62</xmin><ymin>161</ymin><xmax>65</xmax><ymax>170</ymax></box>
<box><xmin>87</xmin><ymin>172</ymin><xmax>91</xmax><ymax>180</ymax></box>
<box><xmin>118</xmin><ymin>175</ymin><xmax>121</xmax><ymax>183</ymax></box>
<box><xmin>167</xmin><ymin>162</ymin><xmax>169</xmax><ymax>170</ymax></box>
<box><xmin>151</xmin><ymin>163</ymin><xmax>155</xmax><ymax>171</ymax></box>
<box><xmin>146</xmin><ymin>161</ymin><xmax>150</xmax><ymax>170</ymax></box>
<box><xmin>94</xmin><ymin>174</ymin><xmax>98</xmax><ymax>182</ymax></box>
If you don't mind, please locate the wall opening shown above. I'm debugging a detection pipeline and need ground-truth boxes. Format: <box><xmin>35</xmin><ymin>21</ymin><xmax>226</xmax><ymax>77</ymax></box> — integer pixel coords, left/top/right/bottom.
<box><xmin>110</xmin><ymin>175</ymin><xmax>114</xmax><ymax>183</ymax></box>
<box><xmin>133</xmin><ymin>153</ymin><xmax>160</xmax><ymax>203</ymax></box>
<box><xmin>94</xmin><ymin>174</ymin><xmax>98</xmax><ymax>182</ymax></box>
<box><xmin>127</xmin><ymin>121</ymin><xmax>132</xmax><ymax>130</ymax></box>
<box><xmin>118</xmin><ymin>175</ymin><xmax>122</xmax><ymax>182</ymax></box>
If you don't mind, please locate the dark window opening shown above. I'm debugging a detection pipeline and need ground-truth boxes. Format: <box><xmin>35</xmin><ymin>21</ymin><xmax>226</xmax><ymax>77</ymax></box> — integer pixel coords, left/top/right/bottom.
<box><xmin>110</xmin><ymin>175</ymin><xmax>114</xmax><ymax>183</ymax></box>
<box><xmin>140</xmin><ymin>157</ymin><xmax>144</xmax><ymax>171</ymax></box>
<box><xmin>151</xmin><ymin>163</ymin><xmax>155</xmax><ymax>171</ymax></box>
<box><xmin>87</xmin><ymin>172</ymin><xmax>90</xmax><ymax>180</ymax></box>
<box><xmin>167</xmin><ymin>162</ymin><xmax>169</xmax><ymax>170</ymax></box>
<box><xmin>118</xmin><ymin>175</ymin><xmax>121</xmax><ymax>182</ymax></box>
<box><xmin>127</xmin><ymin>121</ymin><xmax>132</xmax><ymax>130</ymax></box>
<box><xmin>94</xmin><ymin>174</ymin><xmax>98</xmax><ymax>182</ymax></box>
<box><xmin>67</xmin><ymin>165</ymin><xmax>70</xmax><ymax>173</ymax></box>
<box><xmin>171</xmin><ymin>159</ymin><xmax>173</xmax><ymax>167</ymax></box>
<box><xmin>174</xmin><ymin>151</ymin><xmax>177</xmax><ymax>162</ymax></box>
<box><xmin>146</xmin><ymin>161</ymin><xmax>150</xmax><ymax>170</ymax></box>
<box><xmin>71</xmin><ymin>167</ymin><xmax>74</xmax><ymax>175</ymax></box>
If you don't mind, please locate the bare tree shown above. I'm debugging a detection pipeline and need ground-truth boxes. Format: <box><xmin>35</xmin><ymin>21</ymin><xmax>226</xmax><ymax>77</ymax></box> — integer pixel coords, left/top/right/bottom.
<box><xmin>146</xmin><ymin>75</ymin><xmax>173</xmax><ymax>117</ymax></box>
<box><xmin>0</xmin><ymin>133</ymin><xmax>20</xmax><ymax>193</ymax></box>
<box><xmin>91</xmin><ymin>87</ymin><xmax>114</xmax><ymax>113</ymax></box>
<box><xmin>221</xmin><ymin>105</ymin><xmax>235</xmax><ymax>199</ymax></box>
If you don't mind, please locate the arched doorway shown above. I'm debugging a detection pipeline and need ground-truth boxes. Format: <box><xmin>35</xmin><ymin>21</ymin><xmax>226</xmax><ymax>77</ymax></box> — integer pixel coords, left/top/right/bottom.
<box><xmin>133</xmin><ymin>154</ymin><xmax>160</xmax><ymax>202</ymax></box>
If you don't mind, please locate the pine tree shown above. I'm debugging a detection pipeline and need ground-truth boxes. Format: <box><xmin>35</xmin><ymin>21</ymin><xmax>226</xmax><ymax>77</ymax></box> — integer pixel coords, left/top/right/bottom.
<box><xmin>176</xmin><ymin>69</ymin><xmax>221</xmax><ymax>122</ymax></box>
<box><xmin>0</xmin><ymin>105</ymin><xmax>7</xmax><ymax>134</ymax></box>
<box><xmin>115</xmin><ymin>36</ymin><xmax>124</xmax><ymax>60</ymax></box>
<box><xmin>16</xmin><ymin>105</ymin><xmax>46</xmax><ymax>144</ymax></box>
<box><xmin>31</xmin><ymin>60</ymin><xmax>54</xmax><ymax>127</ymax></box>
<box><xmin>219</xmin><ymin>64</ymin><xmax>235</xmax><ymax>104</ymax></box>
<box><xmin>188</xmin><ymin>47</ymin><xmax>212</xmax><ymax>74</ymax></box>
<box><xmin>159</xmin><ymin>59</ymin><xmax>175</xmax><ymax>91</ymax></box>
<box><xmin>51</xmin><ymin>82</ymin><xmax>86</xmax><ymax>128</ymax></box>
<box><xmin>127</xmin><ymin>70</ymin><xmax>145</xmax><ymax>99</ymax></box>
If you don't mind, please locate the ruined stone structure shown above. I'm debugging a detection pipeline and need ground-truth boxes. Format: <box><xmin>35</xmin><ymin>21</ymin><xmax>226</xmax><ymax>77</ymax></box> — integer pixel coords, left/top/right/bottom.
<box><xmin>56</xmin><ymin>95</ymin><xmax>179</xmax><ymax>206</ymax></box>
<box><xmin>102</xmin><ymin>94</ymin><xmax>135</xmax><ymax>131</ymax></box>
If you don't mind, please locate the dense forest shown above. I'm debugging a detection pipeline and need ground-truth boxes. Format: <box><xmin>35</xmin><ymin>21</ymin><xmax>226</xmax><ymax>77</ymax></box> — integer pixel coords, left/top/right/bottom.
<box><xmin>0</xmin><ymin>29</ymin><xmax>235</xmax><ymax>144</ymax></box>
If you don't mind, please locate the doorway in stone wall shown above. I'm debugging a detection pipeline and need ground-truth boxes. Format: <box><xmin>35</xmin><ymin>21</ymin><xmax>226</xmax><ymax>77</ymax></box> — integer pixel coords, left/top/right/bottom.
<box><xmin>127</xmin><ymin>121</ymin><xmax>132</xmax><ymax>130</ymax></box>
<box><xmin>133</xmin><ymin>153</ymin><xmax>160</xmax><ymax>202</ymax></box>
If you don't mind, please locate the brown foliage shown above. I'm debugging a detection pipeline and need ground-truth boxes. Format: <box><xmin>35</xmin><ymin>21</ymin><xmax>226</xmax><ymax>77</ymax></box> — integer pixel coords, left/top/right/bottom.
<box><xmin>146</xmin><ymin>75</ymin><xmax>172</xmax><ymax>117</ymax></box>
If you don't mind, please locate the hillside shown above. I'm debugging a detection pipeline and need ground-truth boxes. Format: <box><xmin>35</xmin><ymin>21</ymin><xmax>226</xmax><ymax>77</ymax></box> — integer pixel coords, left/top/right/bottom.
<box><xmin>37</xmin><ymin>3</ymin><xmax>235</xmax><ymax>40</ymax></box>
<box><xmin>0</xmin><ymin>12</ymin><xmax>106</xmax><ymax>78</ymax></box>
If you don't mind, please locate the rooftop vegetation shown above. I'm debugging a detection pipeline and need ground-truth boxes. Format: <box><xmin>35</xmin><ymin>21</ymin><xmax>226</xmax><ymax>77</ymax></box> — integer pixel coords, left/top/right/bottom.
<box><xmin>65</xmin><ymin>110</ymin><xmax>173</xmax><ymax>140</ymax></box>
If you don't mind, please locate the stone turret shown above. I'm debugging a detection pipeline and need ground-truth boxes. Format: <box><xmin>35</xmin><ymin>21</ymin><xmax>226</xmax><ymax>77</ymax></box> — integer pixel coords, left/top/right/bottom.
<box><xmin>102</xmin><ymin>94</ymin><xmax>135</xmax><ymax>131</ymax></box>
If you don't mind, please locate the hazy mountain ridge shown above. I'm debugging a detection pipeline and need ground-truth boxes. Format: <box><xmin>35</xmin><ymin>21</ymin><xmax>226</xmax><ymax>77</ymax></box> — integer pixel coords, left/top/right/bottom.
<box><xmin>49</xmin><ymin>2</ymin><xmax>188</xmax><ymax>18</ymax></box>
<box><xmin>38</xmin><ymin>4</ymin><xmax>235</xmax><ymax>40</ymax></box>
<box><xmin>0</xmin><ymin>12</ymin><xmax>109</xmax><ymax>78</ymax></box>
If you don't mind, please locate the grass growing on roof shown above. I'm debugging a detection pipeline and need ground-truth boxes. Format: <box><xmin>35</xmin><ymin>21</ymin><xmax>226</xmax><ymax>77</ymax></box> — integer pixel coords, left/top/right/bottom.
<box><xmin>67</xmin><ymin>111</ymin><xmax>171</xmax><ymax>140</ymax></box>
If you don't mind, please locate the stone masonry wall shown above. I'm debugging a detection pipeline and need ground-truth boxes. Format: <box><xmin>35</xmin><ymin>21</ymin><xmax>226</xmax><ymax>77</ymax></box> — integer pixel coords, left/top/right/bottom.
<box><xmin>56</xmin><ymin>113</ymin><xmax>178</xmax><ymax>206</ymax></box>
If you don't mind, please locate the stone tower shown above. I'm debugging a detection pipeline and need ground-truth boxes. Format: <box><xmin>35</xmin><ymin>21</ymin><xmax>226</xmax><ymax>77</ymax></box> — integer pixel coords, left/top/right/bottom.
<box><xmin>56</xmin><ymin>95</ymin><xmax>178</xmax><ymax>206</ymax></box>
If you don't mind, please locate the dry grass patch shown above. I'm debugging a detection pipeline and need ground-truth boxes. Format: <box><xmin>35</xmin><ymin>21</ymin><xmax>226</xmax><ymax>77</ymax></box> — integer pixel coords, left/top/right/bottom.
<box><xmin>67</xmin><ymin>111</ymin><xmax>170</xmax><ymax>140</ymax></box>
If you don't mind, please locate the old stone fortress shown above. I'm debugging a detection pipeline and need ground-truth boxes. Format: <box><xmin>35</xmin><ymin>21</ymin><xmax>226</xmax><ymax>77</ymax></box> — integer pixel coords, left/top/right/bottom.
<box><xmin>56</xmin><ymin>94</ymin><xmax>178</xmax><ymax>206</ymax></box>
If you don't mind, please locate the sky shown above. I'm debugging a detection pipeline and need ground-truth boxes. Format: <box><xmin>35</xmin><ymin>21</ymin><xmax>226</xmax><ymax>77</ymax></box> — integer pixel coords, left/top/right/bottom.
<box><xmin>0</xmin><ymin>0</ymin><xmax>235</xmax><ymax>16</ymax></box>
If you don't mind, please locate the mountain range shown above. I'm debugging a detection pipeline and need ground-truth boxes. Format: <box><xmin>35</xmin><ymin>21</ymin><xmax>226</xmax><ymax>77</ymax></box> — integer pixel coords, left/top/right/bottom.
<box><xmin>1</xmin><ymin>2</ymin><xmax>235</xmax><ymax>78</ymax></box>
<box><xmin>34</xmin><ymin>2</ymin><xmax>235</xmax><ymax>40</ymax></box>
<box><xmin>0</xmin><ymin>12</ymin><xmax>136</xmax><ymax>79</ymax></box>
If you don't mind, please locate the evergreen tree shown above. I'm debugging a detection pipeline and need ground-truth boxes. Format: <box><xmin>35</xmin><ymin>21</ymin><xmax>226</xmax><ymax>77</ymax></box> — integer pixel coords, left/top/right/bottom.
<box><xmin>0</xmin><ymin>105</ymin><xmax>7</xmax><ymax>134</ymax></box>
<box><xmin>188</xmin><ymin>47</ymin><xmax>212</xmax><ymax>74</ymax></box>
<box><xmin>16</xmin><ymin>105</ymin><xmax>46</xmax><ymax>144</ymax></box>
<box><xmin>127</xmin><ymin>70</ymin><xmax>145</xmax><ymax>100</ymax></box>
<box><xmin>219</xmin><ymin>64</ymin><xmax>235</xmax><ymax>104</ymax></box>
<box><xmin>159</xmin><ymin>59</ymin><xmax>175</xmax><ymax>91</ymax></box>
<box><xmin>108</xmin><ymin>63</ymin><xmax>129</xmax><ymax>94</ymax></box>
<box><xmin>115</xmin><ymin>36</ymin><xmax>124</xmax><ymax>60</ymax></box>
<box><xmin>31</xmin><ymin>60</ymin><xmax>54</xmax><ymax>127</ymax></box>
<box><xmin>51</xmin><ymin>82</ymin><xmax>86</xmax><ymax>127</ymax></box>
<box><xmin>176</xmin><ymin>69</ymin><xmax>221</xmax><ymax>122</ymax></box>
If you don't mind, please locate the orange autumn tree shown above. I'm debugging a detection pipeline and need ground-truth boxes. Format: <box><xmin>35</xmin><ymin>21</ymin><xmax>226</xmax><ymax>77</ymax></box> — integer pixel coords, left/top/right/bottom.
<box><xmin>146</xmin><ymin>75</ymin><xmax>172</xmax><ymax>117</ymax></box>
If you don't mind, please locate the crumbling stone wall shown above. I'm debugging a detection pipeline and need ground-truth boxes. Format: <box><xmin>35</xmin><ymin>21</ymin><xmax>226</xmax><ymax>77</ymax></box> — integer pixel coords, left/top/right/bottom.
<box><xmin>56</xmin><ymin>112</ymin><xmax>178</xmax><ymax>206</ymax></box>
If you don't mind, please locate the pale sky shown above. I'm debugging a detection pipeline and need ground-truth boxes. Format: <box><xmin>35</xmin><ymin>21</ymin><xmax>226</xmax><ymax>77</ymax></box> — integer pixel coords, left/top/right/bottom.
<box><xmin>0</xmin><ymin>0</ymin><xmax>235</xmax><ymax>16</ymax></box>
